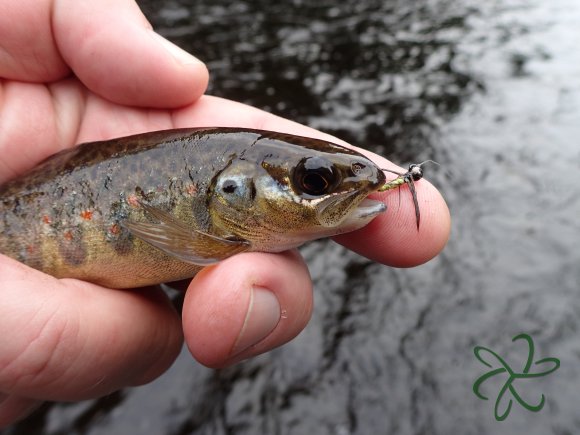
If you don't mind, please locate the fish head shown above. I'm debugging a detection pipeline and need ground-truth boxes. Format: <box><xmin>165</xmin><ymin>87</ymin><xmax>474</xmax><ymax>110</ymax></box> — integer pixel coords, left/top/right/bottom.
<box><xmin>208</xmin><ymin>139</ymin><xmax>387</xmax><ymax>252</ymax></box>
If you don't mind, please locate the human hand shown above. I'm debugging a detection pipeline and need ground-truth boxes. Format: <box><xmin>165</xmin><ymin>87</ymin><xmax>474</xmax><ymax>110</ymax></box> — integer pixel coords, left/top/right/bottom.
<box><xmin>0</xmin><ymin>0</ymin><xmax>450</xmax><ymax>426</ymax></box>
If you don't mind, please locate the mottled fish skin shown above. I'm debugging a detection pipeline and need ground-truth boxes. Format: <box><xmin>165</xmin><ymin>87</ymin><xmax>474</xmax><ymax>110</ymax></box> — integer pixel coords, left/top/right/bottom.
<box><xmin>0</xmin><ymin>128</ymin><xmax>386</xmax><ymax>288</ymax></box>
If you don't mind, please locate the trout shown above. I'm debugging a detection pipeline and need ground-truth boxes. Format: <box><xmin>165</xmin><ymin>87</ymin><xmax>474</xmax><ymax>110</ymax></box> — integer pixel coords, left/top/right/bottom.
<box><xmin>0</xmin><ymin>128</ymin><xmax>387</xmax><ymax>288</ymax></box>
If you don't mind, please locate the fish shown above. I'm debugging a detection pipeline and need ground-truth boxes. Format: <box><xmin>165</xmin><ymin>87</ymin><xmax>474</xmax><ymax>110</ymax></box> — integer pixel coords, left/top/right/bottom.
<box><xmin>0</xmin><ymin>128</ymin><xmax>387</xmax><ymax>288</ymax></box>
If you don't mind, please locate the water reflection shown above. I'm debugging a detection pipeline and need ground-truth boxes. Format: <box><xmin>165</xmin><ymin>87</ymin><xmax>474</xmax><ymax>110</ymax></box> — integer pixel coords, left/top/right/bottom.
<box><xmin>141</xmin><ymin>0</ymin><xmax>481</xmax><ymax>160</ymax></box>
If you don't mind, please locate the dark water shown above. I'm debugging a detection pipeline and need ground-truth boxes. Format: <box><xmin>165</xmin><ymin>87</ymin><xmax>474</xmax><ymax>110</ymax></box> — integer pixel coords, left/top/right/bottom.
<box><xmin>6</xmin><ymin>0</ymin><xmax>580</xmax><ymax>434</ymax></box>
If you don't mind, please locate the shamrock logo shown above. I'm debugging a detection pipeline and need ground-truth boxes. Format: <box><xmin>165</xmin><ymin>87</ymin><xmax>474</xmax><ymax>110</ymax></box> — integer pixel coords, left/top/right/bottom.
<box><xmin>473</xmin><ymin>333</ymin><xmax>560</xmax><ymax>421</ymax></box>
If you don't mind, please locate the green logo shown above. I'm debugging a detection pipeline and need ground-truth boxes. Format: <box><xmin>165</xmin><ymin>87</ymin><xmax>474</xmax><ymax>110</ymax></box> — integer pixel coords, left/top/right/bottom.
<box><xmin>473</xmin><ymin>333</ymin><xmax>560</xmax><ymax>421</ymax></box>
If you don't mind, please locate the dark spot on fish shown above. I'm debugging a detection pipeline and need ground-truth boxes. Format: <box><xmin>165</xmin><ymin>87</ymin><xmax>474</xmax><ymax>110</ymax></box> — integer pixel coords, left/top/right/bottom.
<box><xmin>261</xmin><ymin>161</ymin><xmax>290</xmax><ymax>188</ymax></box>
<box><xmin>249</xmin><ymin>180</ymin><xmax>257</xmax><ymax>201</ymax></box>
<box><xmin>110</xmin><ymin>226</ymin><xmax>134</xmax><ymax>256</ymax></box>
<box><xmin>53</xmin><ymin>186</ymin><xmax>65</xmax><ymax>199</ymax></box>
<box><xmin>58</xmin><ymin>227</ymin><xmax>87</xmax><ymax>266</ymax></box>
<box><xmin>104</xmin><ymin>174</ymin><xmax>112</xmax><ymax>190</ymax></box>
<box><xmin>104</xmin><ymin>219</ymin><xmax>133</xmax><ymax>256</ymax></box>
<box><xmin>20</xmin><ymin>245</ymin><xmax>43</xmax><ymax>271</ymax></box>
<box><xmin>222</xmin><ymin>180</ymin><xmax>237</xmax><ymax>193</ymax></box>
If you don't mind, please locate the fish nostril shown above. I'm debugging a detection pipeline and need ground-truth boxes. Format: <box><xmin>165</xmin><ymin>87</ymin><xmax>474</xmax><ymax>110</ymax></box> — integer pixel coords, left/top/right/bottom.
<box><xmin>350</xmin><ymin>161</ymin><xmax>373</xmax><ymax>178</ymax></box>
<box><xmin>351</xmin><ymin>162</ymin><xmax>366</xmax><ymax>175</ymax></box>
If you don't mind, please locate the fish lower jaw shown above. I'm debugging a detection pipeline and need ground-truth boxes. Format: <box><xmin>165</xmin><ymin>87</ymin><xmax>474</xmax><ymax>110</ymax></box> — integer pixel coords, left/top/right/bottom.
<box><xmin>337</xmin><ymin>198</ymin><xmax>386</xmax><ymax>233</ymax></box>
<box><xmin>249</xmin><ymin>199</ymin><xmax>386</xmax><ymax>253</ymax></box>
<box><xmin>355</xmin><ymin>198</ymin><xmax>387</xmax><ymax>219</ymax></box>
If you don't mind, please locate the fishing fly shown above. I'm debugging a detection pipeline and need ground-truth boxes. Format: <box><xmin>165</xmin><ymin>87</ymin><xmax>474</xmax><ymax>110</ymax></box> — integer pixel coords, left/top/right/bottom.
<box><xmin>378</xmin><ymin>160</ymin><xmax>438</xmax><ymax>230</ymax></box>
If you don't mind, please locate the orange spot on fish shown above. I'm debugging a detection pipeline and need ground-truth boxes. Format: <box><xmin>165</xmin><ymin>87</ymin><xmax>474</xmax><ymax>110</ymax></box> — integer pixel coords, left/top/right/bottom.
<box><xmin>186</xmin><ymin>183</ymin><xmax>198</xmax><ymax>196</ymax></box>
<box><xmin>127</xmin><ymin>194</ymin><xmax>140</xmax><ymax>208</ymax></box>
<box><xmin>109</xmin><ymin>224</ymin><xmax>120</xmax><ymax>235</ymax></box>
<box><xmin>42</xmin><ymin>215</ymin><xmax>52</xmax><ymax>224</ymax></box>
<box><xmin>63</xmin><ymin>231</ymin><xmax>74</xmax><ymax>241</ymax></box>
<box><xmin>80</xmin><ymin>210</ymin><xmax>93</xmax><ymax>221</ymax></box>
<box><xmin>26</xmin><ymin>245</ymin><xmax>35</xmax><ymax>254</ymax></box>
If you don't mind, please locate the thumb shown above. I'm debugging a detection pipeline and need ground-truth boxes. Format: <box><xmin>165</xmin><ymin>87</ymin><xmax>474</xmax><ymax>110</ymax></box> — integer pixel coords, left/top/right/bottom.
<box><xmin>183</xmin><ymin>251</ymin><xmax>314</xmax><ymax>368</ymax></box>
<box><xmin>53</xmin><ymin>0</ymin><xmax>208</xmax><ymax>108</ymax></box>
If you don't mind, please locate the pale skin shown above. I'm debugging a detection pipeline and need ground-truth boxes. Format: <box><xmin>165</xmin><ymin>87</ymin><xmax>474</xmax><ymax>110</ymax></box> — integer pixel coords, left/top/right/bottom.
<box><xmin>0</xmin><ymin>0</ymin><xmax>451</xmax><ymax>427</ymax></box>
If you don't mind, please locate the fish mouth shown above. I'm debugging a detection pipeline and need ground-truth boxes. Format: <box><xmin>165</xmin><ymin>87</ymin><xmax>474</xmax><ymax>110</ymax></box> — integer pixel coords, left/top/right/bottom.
<box><xmin>314</xmin><ymin>189</ymin><xmax>386</xmax><ymax>234</ymax></box>
<box><xmin>334</xmin><ymin>198</ymin><xmax>387</xmax><ymax>234</ymax></box>
<box><xmin>345</xmin><ymin>198</ymin><xmax>386</xmax><ymax>223</ymax></box>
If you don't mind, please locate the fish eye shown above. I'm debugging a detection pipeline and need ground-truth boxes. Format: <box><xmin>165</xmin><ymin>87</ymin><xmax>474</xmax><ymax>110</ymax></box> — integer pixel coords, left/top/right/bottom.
<box><xmin>294</xmin><ymin>157</ymin><xmax>338</xmax><ymax>196</ymax></box>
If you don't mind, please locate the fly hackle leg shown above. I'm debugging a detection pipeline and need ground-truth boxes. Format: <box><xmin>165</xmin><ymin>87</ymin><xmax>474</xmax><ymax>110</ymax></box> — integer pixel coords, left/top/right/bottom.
<box><xmin>405</xmin><ymin>175</ymin><xmax>420</xmax><ymax>230</ymax></box>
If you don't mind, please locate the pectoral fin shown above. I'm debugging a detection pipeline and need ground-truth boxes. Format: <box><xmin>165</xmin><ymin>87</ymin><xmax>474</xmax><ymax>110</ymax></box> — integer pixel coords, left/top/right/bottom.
<box><xmin>123</xmin><ymin>202</ymin><xmax>249</xmax><ymax>265</ymax></box>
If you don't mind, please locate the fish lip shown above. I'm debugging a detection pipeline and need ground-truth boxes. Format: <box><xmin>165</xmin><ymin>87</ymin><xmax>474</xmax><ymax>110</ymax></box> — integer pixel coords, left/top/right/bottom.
<box><xmin>352</xmin><ymin>198</ymin><xmax>387</xmax><ymax>219</ymax></box>
<box><xmin>337</xmin><ymin>198</ymin><xmax>386</xmax><ymax>232</ymax></box>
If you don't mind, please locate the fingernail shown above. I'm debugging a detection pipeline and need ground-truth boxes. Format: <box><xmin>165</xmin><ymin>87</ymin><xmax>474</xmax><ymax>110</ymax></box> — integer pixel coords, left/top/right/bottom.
<box><xmin>231</xmin><ymin>287</ymin><xmax>280</xmax><ymax>356</ymax></box>
<box><xmin>150</xmin><ymin>31</ymin><xmax>204</xmax><ymax>66</ymax></box>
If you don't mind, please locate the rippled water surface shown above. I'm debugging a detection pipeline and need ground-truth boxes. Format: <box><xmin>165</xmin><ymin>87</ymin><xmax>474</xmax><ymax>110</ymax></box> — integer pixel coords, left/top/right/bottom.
<box><xmin>5</xmin><ymin>0</ymin><xmax>580</xmax><ymax>434</ymax></box>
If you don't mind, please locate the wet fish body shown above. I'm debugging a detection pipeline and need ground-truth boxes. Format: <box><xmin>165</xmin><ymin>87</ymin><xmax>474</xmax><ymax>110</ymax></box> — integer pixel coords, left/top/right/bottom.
<box><xmin>0</xmin><ymin>128</ymin><xmax>386</xmax><ymax>288</ymax></box>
